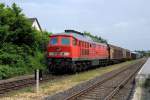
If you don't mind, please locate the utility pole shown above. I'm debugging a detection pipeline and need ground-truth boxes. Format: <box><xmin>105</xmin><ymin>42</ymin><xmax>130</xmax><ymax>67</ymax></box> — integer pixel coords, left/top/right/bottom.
<box><xmin>36</xmin><ymin>69</ymin><xmax>39</xmax><ymax>94</ymax></box>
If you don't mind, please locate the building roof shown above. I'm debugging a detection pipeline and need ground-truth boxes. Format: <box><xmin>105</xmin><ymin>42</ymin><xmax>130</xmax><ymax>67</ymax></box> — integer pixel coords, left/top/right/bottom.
<box><xmin>28</xmin><ymin>18</ymin><xmax>42</xmax><ymax>32</ymax></box>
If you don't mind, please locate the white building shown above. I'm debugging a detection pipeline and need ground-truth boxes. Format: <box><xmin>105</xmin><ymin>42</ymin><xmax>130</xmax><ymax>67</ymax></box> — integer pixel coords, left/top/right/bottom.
<box><xmin>29</xmin><ymin>18</ymin><xmax>42</xmax><ymax>32</ymax></box>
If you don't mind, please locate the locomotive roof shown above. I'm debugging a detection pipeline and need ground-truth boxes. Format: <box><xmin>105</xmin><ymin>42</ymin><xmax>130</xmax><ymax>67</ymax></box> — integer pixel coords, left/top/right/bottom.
<box><xmin>64</xmin><ymin>30</ymin><xmax>84</xmax><ymax>35</ymax></box>
<box><xmin>52</xmin><ymin>32</ymin><xmax>107</xmax><ymax>46</ymax></box>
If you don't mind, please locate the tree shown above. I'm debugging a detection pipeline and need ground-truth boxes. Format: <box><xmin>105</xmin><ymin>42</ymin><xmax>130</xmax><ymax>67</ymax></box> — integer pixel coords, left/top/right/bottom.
<box><xmin>83</xmin><ymin>31</ymin><xmax>107</xmax><ymax>43</ymax></box>
<box><xmin>0</xmin><ymin>3</ymin><xmax>37</xmax><ymax>47</ymax></box>
<box><xmin>134</xmin><ymin>50</ymin><xmax>150</xmax><ymax>57</ymax></box>
<box><xmin>0</xmin><ymin>3</ymin><xmax>49</xmax><ymax>79</ymax></box>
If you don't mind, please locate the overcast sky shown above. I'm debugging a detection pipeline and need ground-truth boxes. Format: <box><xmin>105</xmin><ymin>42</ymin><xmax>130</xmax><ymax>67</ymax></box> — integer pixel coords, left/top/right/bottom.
<box><xmin>1</xmin><ymin>0</ymin><xmax>150</xmax><ymax>51</ymax></box>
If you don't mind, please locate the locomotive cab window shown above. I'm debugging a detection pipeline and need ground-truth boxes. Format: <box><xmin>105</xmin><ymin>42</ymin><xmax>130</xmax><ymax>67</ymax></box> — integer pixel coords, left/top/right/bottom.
<box><xmin>61</xmin><ymin>37</ymin><xmax>70</xmax><ymax>45</ymax></box>
<box><xmin>50</xmin><ymin>37</ymin><xmax>58</xmax><ymax>45</ymax></box>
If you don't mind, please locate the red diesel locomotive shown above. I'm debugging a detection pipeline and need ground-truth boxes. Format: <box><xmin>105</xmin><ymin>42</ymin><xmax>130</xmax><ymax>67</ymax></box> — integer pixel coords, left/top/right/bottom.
<box><xmin>47</xmin><ymin>30</ymin><xmax>136</xmax><ymax>73</ymax></box>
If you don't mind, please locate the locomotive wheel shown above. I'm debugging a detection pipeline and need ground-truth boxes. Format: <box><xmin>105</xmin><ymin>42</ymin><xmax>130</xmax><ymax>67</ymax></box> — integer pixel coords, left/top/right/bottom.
<box><xmin>83</xmin><ymin>62</ymin><xmax>87</xmax><ymax>71</ymax></box>
<box><xmin>71</xmin><ymin>64</ymin><xmax>77</xmax><ymax>73</ymax></box>
<box><xmin>49</xmin><ymin>65</ymin><xmax>53</xmax><ymax>73</ymax></box>
<box><xmin>79</xmin><ymin>64</ymin><xmax>83</xmax><ymax>72</ymax></box>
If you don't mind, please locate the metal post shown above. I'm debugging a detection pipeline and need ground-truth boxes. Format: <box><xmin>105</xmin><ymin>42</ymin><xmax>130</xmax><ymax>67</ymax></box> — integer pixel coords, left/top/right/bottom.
<box><xmin>36</xmin><ymin>69</ymin><xmax>39</xmax><ymax>93</ymax></box>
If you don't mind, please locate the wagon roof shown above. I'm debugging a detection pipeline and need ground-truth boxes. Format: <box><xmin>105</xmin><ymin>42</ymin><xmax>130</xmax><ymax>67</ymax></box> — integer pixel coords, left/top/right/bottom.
<box><xmin>109</xmin><ymin>44</ymin><xmax>130</xmax><ymax>51</ymax></box>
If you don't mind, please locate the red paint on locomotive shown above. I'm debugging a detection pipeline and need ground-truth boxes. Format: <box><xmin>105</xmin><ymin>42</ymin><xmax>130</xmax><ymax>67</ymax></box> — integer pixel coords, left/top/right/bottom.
<box><xmin>47</xmin><ymin>30</ymin><xmax>135</xmax><ymax>73</ymax></box>
<box><xmin>47</xmin><ymin>33</ymin><xmax>109</xmax><ymax>60</ymax></box>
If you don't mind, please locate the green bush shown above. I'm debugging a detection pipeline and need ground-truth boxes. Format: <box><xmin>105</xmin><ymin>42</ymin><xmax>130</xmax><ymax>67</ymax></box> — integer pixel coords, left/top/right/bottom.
<box><xmin>0</xmin><ymin>64</ymin><xmax>33</xmax><ymax>79</ymax></box>
<box><xmin>0</xmin><ymin>3</ymin><xmax>49</xmax><ymax>79</ymax></box>
<box><xmin>28</xmin><ymin>51</ymin><xmax>46</xmax><ymax>70</ymax></box>
<box><xmin>144</xmin><ymin>78</ymin><xmax>150</xmax><ymax>88</ymax></box>
<box><xmin>0</xmin><ymin>43</ymin><xmax>47</xmax><ymax>79</ymax></box>
<box><xmin>0</xmin><ymin>65</ymin><xmax>12</xmax><ymax>79</ymax></box>
<box><xmin>0</xmin><ymin>43</ymin><xmax>27</xmax><ymax>65</ymax></box>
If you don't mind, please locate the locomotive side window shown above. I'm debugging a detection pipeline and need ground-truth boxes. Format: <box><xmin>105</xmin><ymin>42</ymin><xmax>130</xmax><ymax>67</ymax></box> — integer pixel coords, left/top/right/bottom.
<box><xmin>50</xmin><ymin>37</ymin><xmax>58</xmax><ymax>45</ymax></box>
<box><xmin>87</xmin><ymin>43</ymin><xmax>89</xmax><ymax>48</ymax></box>
<box><xmin>79</xmin><ymin>41</ymin><xmax>81</xmax><ymax>46</ymax></box>
<box><xmin>93</xmin><ymin>44</ymin><xmax>96</xmax><ymax>48</ymax></box>
<box><xmin>86</xmin><ymin>42</ymin><xmax>88</xmax><ymax>48</ymax></box>
<box><xmin>61</xmin><ymin>37</ymin><xmax>70</xmax><ymax>45</ymax></box>
<box><xmin>73</xmin><ymin>39</ymin><xmax>77</xmax><ymax>46</ymax></box>
<box><xmin>90</xmin><ymin>44</ymin><xmax>92</xmax><ymax>48</ymax></box>
<box><xmin>82</xmin><ymin>42</ymin><xmax>84</xmax><ymax>47</ymax></box>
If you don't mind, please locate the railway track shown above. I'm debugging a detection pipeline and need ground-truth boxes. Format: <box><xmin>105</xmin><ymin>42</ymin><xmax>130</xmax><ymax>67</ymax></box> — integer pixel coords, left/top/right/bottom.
<box><xmin>0</xmin><ymin>75</ymin><xmax>56</xmax><ymax>96</ymax></box>
<box><xmin>0</xmin><ymin>59</ymin><xmax>146</xmax><ymax>98</ymax></box>
<box><xmin>64</xmin><ymin>59</ymin><xmax>146</xmax><ymax>100</ymax></box>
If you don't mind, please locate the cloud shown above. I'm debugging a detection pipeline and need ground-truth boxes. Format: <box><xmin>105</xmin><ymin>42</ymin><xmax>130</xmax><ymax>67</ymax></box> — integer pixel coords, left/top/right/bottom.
<box><xmin>100</xmin><ymin>18</ymin><xmax>150</xmax><ymax>50</ymax></box>
<box><xmin>1</xmin><ymin>0</ymin><xmax>150</xmax><ymax>50</ymax></box>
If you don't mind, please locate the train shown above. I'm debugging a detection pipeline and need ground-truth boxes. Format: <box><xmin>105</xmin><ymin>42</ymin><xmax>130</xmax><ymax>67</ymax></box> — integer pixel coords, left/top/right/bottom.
<box><xmin>47</xmin><ymin>30</ymin><xmax>138</xmax><ymax>73</ymax></box>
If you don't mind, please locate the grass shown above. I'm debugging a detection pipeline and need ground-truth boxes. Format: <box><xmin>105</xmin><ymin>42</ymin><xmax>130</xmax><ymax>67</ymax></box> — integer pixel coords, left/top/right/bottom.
<box><xmin>1</xmin><ymin>60</ymin><xmax>138</xmax><ymax>100</ymax></box>
<box><xmin>70</xmin><ymin>60</ymin><xmax>137</xmax><ymax>83</ymax></box>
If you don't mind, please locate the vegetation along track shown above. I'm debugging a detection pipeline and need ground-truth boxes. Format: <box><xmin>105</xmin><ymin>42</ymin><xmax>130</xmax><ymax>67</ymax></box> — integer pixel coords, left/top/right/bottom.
<box><xmin>0</xmin><ymin>75</ymin><xmax>56</xmax><ymax>96</ymax></box>
<box><xmin>65</xmin><ymin>58</ymin><xmax>147</xmax><ymax>100</ymax></box>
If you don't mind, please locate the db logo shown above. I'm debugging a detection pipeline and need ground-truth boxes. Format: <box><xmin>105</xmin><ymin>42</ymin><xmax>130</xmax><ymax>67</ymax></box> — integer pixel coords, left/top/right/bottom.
<box><xmin>56</xmin><ymin>47</ymin><xmax>61</xmax><ymax>52</ymax></box>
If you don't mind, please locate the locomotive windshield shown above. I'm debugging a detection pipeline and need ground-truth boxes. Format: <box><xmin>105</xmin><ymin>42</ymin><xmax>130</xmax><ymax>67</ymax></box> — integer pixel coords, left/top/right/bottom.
<box><xmin>61</xmin><ymin>37</ymin><xmax>70</xmax><ymax>45</ymax></box>
<box><xmin>50</xmin><ymin>37</ymin><xmax>58</xmax><ymax>45</ymax></box>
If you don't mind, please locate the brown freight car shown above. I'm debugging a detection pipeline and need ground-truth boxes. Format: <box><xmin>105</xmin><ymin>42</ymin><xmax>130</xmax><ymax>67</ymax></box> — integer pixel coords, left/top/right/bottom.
<box><xmin>109</xmin><ymin>44</ymin><xmax>124</xmax><ymax>63</ymax></box>
<box><xmin>126</xmin><ymin>49</ymin><xmax>131</xmax><ymax>60</ymax></box>
<box><xmin>109</xmin><ymin>44</ymin><xmax>131</xmax><ymax>63</ymax></box>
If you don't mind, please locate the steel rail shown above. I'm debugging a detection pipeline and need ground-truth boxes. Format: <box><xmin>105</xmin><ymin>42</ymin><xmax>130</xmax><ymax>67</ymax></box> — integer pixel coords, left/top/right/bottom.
<box><xmin>65</xmin><ymin>59</ymin><xmax>146</xmax><ymax>100</ymax></box>
<box><xmin>104</xmin><ymin>60</ymin><xmax>145</xmax><ymax>100</ymax></box>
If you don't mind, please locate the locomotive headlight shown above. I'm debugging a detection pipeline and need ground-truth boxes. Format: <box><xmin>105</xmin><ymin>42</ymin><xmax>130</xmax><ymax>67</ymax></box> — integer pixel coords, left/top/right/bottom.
<box><xmin>49</xmin><ymin>52</ymin><xmax>55</xmax><ymax>56</ymax></box>
<box><xmin>63</xmin><ymin>52</ymin><xmax>70</xmax><ymax>56</ymax></box>
<box><xmin>61</xmin><ymin>52</ymin><xmax>70</xmax><ymax>56</ymax></box>
<box><xmin>49</xmin><ymin>52</ymin><xmax>70</xmax><ymax>56</ymax></box>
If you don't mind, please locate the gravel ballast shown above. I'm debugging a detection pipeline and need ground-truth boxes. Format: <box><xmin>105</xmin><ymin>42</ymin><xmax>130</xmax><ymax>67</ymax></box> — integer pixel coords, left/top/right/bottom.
<box><xmin>45</xmin><ymin>62</ymin><xmax>136</xmax><ymax>100</ymax></box>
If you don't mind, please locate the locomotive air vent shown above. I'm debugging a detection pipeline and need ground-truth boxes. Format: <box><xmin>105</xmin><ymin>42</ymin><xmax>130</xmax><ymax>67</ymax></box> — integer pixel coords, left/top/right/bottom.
<box><xmin>65</xmin><ymin>30</ymin><xmax>84</xmax><ymax>36</ymax></box>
